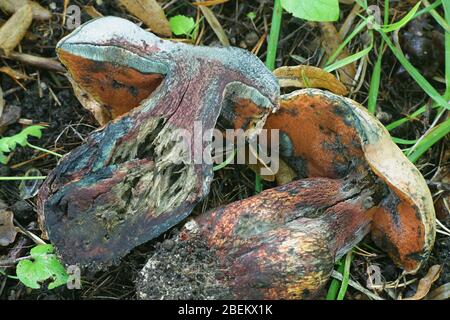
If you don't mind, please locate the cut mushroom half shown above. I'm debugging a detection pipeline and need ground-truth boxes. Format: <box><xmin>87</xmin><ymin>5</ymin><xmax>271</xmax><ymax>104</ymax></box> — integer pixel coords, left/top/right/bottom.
<box><xmin>263</xmin><ymin>88</ymin><xmax>435</xmax><ymax>273</ymax></box>
<box><xmin>139</xmin><ymin>88</ymin><xmax>435</xmax><ymax>299</ymax></box>
<box><xmin>37</xmin><ymin>16</ymin><xmax>279</xmax><ymax>269</ymax></box>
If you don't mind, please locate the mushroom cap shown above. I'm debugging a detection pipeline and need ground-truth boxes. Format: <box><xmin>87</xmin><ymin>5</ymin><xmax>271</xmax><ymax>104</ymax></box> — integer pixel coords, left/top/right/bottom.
<box><xmin>56</xmin><ymin>16</ymin><xmax>279</xmax><ymax>126</ymax></box>
<box><xmin>264</xmin><ymin>88</ymin><xmax>435</xmax><ymax>273</ymax></box>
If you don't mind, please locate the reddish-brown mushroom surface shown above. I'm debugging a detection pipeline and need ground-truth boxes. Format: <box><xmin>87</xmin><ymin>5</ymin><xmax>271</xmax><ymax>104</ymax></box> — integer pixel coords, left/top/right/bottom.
<box><xmin>37</xmin><ymin>17</ymin><xmax>279</xmax><ymax>269</ymax></box>
<box><xmin>137</xmin><ymin>88</ymin><xmax>435</xmax><ymax>299</ymax></box>
<box><xmin>264</xmin><ymin>89</ymin><xmax>435</xmax><ymax>273</ymax></box>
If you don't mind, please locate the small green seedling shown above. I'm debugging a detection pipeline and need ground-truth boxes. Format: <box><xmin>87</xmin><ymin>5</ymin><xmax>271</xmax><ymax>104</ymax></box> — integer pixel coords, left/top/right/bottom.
<box><xmin>169</xmin><ymin>15</ymin><xmax>196</xmax><ymax>39</ymax></box>
<box><xmin>246</xmin><ymin>11</ymin><xmax>257</xmax><ymax>21</ymax></box>
<box><xmin>0</xmin><ymin>125</ymin><xmax>44</xmax><ymax>164</ymax></box>
<box><xmin>0</xmin><ymin>125</ymin><xmax>62</xmax><ymax>167</ymax></box>
<box><xmin>16</xmin><ymin>244</ymin><xmax>68</xmax><ymax>290</ymax></box>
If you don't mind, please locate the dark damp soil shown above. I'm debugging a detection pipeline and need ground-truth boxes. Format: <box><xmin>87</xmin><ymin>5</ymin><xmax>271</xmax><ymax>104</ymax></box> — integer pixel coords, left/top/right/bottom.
<box><xmin>136</xmin><ymin>227</ymin><xmax>233</xmax><ymax>300</ymax></box>
<box><xmin>0</xmin><ymin>0</ymin><xmax>449</xmax><ymax>300</ymax></box>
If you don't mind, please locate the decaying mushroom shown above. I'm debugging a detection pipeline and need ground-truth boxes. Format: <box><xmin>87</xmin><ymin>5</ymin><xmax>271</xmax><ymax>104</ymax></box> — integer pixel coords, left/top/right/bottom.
<box><xmin>138</xmin><ymin>88</ymin><xmax>435</xmax><ymax>299</ymax></box>
<box><xmin>37</xmin><ymin>17</ymin><xmax>279</xmax><ymax>268</ymax></box>
<box><xmin>263</xmin><ymin>89</ymin><xmax>435</xmax><ymax>273</ymax></box>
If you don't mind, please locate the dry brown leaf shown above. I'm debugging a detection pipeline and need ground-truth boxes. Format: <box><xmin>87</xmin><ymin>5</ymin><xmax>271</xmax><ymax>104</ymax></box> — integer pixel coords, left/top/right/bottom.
<box><xmin>192</xmin><ymin>0</ymin><xmax>230</xmax><ymax>6</ymax></box>
<box><xmin>275</xmin><ymin>159</ymin><xmax>296</xmax><ymax>185</ymax></box>
<box><xmin>246</xmin><ymin>142</ymin><xmax>297</xmax><ymax>185</ymax></box>
<box><xmin>247</xmin><ymin>163</ymin><xmax>275</xmax><ymax>182</ymax></box>
<box><xmin>403</xmin><ymin>265</ymin><xmax>442</xmax><ymax>300</ymax></box>
<box><xmin>0</xmin><ymin>201</ymin><xmax>17</xmax><ymax>247</ymax></box>
<box><xmin>0</xmin><ymin>66</ymin><xmax>32</xmax><ymax>81</ymax></box>
<box><xmin>199</xmin><ymin>5</ymin><xmax>230</xmax><ymax>46</ymax></box>
<box><xmin>319</xmin><ymin>22</ymin><xmax>356</xmax><ymax>88</ymax></box>
<box><xmin>339</xmin><ymin>3</ymin><xmax>361</xmax><ymax>40</ymax></box>
<box><xmin>247</xmin><ymin>143</ymin><xmax>275</xmax><ymax>181</ymax></box>
<box><xmin>0</xmin><ymin>4</ymin><xmax>33</xmax><ymax>54</ymax></box>
<box><xmin>84</xmin><ymin>5</ymin><xmax>103</xmax><ymax>18</ymax></box>
<box><xmin>0</xmin><ymin>105</ymin><xmax>21</xmax><ymax>131</ymax></box>
<box><xmin>118</xmin><ymin>0</ymin><xmax>171</xmax><ymax>37</ymax></box>
<box><xmin>274</xmin><ymin>65</ymin><xmax>348</xmax><ymax>96</ymax></box>
<box><xmin>0</xmin><ymin>0</ymin><xmax>51</xmax><ymax>20</ymax></box>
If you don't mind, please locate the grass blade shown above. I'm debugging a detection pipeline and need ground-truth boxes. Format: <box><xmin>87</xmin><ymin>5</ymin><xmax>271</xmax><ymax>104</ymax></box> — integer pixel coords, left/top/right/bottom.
<box><xmin>337</xmin><ymin>250</ymin><xmax>353</xmax><ymax>300</ymax></box>
<box><xmin>380</xmin><ymin>31</ymin><xmax>449</xmax><ymax>110</ymax></box>
<box><xmin>381</xmin><ymin>1</ymin><xmax>421</xmax><ymax>33</ymax></box>
<box><xmin>407</xmin><ymin>118</ymin><xmax>450</xmax><ymax>163</ymax></box>
<box><xmin>326</xmin><ymin>19</ymin><xmax>369</xmax><ymax>66</ymax></box>
<box><xmin>368</xmin><ymin>45</ymin><xmax>383</xmax><ymax>113</ymax></box>
<box><xmin>423</xmin><ymin>0</ymin><xmax>450</xmax><ymax>33</ymax></box>
<box><xmin>326</xmin><ymin>259</ymin><xmax>344</xmax><ymax>300</ymax></box>
<box><xmin>265</xmin><ymin>0</ymin><xmax>282</xmax><ymax>71</ymax></box>
<box><xmin>324</xmin><ymin>38</ymin><xmax>373</xmax><ymax>73</ymax></box>
<box><xmin>391</xmin><ymin>137</ymin><xmax>418</xmax><ymax>145</ymax></box>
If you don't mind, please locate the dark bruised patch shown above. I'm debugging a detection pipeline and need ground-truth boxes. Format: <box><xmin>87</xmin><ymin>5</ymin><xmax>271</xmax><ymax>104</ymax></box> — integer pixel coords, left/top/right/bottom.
<box><xmin>265</xmin><ymin>92</ymin><xmax>364</xmax><ymax>179</ymax></box>
<box><xmin>406</xmin><ymin>251</ymin><xmax>425</xmax><ymax>262</ymax></box>
<box><xmin>58</xmin><ymin>50</ymin><xmax>164</xmax><ymax>118</ymax></box>
<box><xmin>371</xmin><ymin>195</ymin><xmax>426</xmax><ymax>272</ymax></box>
<box><xmin>230</xmin><ymin>98</ymin><xmax>267</xmax><ymax>130</ymax></box>
<box><xmin>379</xmin><ymin>192</ymin><xmax>402</xmax><ymax>228</ymax></box>
<box><xmin>279</xmin><ymin>131</ymin><xmax>295</xmax><ymax>158</ymax></box>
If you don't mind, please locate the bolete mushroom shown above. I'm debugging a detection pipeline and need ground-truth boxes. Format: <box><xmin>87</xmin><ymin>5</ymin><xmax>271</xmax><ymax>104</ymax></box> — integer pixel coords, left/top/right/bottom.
<box><xmin>263</xmin><ymin>89</ymin><xmax>435</xmax><ymax>273</ymax></box>
<box><xmin>148</xmin><ymin>88</ymin><xmax>435</xmax><ymax>299</ymax></box>
<box><xmin>37</xmin><ymin>17</ymin><xmax>279</xmax><ymax>268</ymax></box>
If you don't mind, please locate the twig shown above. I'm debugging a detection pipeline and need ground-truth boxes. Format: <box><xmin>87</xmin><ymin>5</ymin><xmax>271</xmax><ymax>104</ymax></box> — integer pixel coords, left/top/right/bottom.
<box><xmin>4</xmin><ymin>52</ymin><xmax>65</xmax><ymax>72</ymax></box>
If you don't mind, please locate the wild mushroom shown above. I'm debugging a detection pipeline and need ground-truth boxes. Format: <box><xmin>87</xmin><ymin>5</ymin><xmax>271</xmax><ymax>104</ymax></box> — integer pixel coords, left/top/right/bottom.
<box><xmin>37</xmin><ymin>17</ymin><xmax>279</xmax><ymax>268</ymax></box>
<box><xmin>263</xmin><ymin>88</ymin><xmax>435</xmax><ymax>273</ymax></box>
<box><xmin>155</xmin><ymin>88</ymin><xmax>435</xmax><ymax>299</ymax></box>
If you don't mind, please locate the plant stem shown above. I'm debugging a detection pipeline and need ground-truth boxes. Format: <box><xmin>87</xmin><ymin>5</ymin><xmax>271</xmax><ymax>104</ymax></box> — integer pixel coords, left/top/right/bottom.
<box><xmin>0</xmin><ymin>176</ymin><xmax>47</xmax><ymax>181</ymax></box>
<box><xmin>265</xmin><ymin>0</ymin><xmax>282</xmax><ymax>71</ymax></box>
<box><xmin>27</xmin><ymin>143</ymin><xmax>63</xmax><ymax>158</ymax></box>
<box><xmin>213</xmin><ymin>148</ymin><xmax>236</xmax><ymax>171</ymax></box>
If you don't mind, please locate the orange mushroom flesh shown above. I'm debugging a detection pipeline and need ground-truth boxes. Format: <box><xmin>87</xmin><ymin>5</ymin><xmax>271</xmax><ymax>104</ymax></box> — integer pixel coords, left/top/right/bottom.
<box><xmin>177</xmin><ymin>89</ymin><xmax>435</xmax><ymax>299</ymax></box>
<box><xmin>264</xmin><ymin>89</ymin><xmax>435</xmax><ymax>273</ymax></box>
<box><xmin>57</xmin><ymin>50</ymin><xmax>164</xmax><ymax>123</ymax></box>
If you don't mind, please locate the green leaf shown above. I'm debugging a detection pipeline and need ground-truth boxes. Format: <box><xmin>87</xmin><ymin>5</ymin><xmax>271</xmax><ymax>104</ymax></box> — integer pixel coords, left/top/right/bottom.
<box><xmin>281</xmin><ymin>0</ymin><xmax>340</xmax><ymax>22</ymax></box>
<box><xmin>16</xmin><ymin>244</ymin><xmax>68</xmax><ymax>290</ymax></box>
<box><xmin>0</xmin><ymin>125</ymin><xmax>45</xmax><ymax>164</ymax></box>
<box><xmin>381</xmin><ymin>1</ymin><xmax>421</xmax><ymax>33</ymax></box>
<box><xmin>246</xmin><ymin>12</ymin><xmax>256</xmax><ymax>20</ymax></box>
<box><xmin>0</xmin><ymin>153</ymin><xmax>8</xmax><ymax>164</ymax></box>
<box><xmin>30</xmin><ymin>243</ymin><xmax>54</xmax><ymax>256</ymax></box>
<box><xmin>368</xmin><ymin>43</ymin><xmax>384</xmax><ymax>114</ymax></box>
<box><xmin>169</xmin><ymin>15</ymin><xmax>196</xmax><ymax>37</ymax></box>
<box><xmin>21</xmin><ymin>125</ymin><xmax>44</xmax><ymax>139</ymax></box>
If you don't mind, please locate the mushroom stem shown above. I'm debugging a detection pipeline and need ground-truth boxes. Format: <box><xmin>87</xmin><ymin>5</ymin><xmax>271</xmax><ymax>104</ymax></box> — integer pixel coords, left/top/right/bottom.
<box><xmin>186</xmin><ymin>174</ymin><xmax>381</xmax><ymax>299</ymax></box>
<box><xmin>138</xmin><ymin>174</ymin><xmax>382</xmax><ymax>300</ymax></box>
